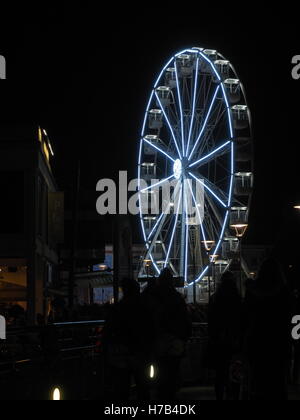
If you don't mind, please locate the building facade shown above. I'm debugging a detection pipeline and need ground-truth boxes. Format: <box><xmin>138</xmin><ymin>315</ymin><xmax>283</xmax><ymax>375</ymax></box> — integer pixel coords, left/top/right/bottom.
<box><xmin>0</xmin><ymin>126</ymin><xmax>63</xmax><ymax>324</ymax></box>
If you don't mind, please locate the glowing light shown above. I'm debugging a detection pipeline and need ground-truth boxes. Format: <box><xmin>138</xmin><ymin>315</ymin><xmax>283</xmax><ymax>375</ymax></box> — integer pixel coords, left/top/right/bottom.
<box><xmin>186</xmin><ymin>57</ymin><xmax>199</xmax><ymax>157</ymax></box>
<box><xmin>189</xmin><ymin>141</ymin><xmax>231</xmax><ymax>168</ymax></box>
<box><xmin>149</xmin><ymin>254</ymin><xmax>160</xmax><ymax>275</ymax></box>
<box><xmin>154</xmin><ymin>57</ymin><xmax>176</xmax><ymax>88</ymax></box>
<box><xmin>200</xmin><ymin>51</ymin><xmax>221</xmax><ymax>82</ymax></box>
<box><xmin>150</xmin><ymin>365</ymin><xmax>155</xmax><ymax>379</ymax></box>
<box><xmin>138</xmin><ymin>139</ymin><xmax>147</xmax><ymax>243</ymax></box>
<box><xmin>141</xmin><ymin>91</ymin><xmax>154</xmax><ymax>136</ymax></box>
<box><xmin>188</xmin><ymin>85</ymin><xmax>220</xmax><ymax>160</ymax></box>
<box><xmin>47</xmin><ymin>140</ymin><xmax>54</xmax><ymax>157</ymax></box>
<box><xmin>187</xmin><ymin>179</ymin><xmax>207</xmax><ymax>244</ymax></box>
<box><xmin>174</xmin><ymin>61</ymin><xmax>185</xmax><ymax>155</ymax></box>
<box><xmin>189</xmin><ymin>172</ymin><xmax>227</xmax><ymax>208</ymax></box>
<box><xmin>231</xmin><ymin>224</ymin><xmax>248</xmax><ymax>238</ymax></box>
<box><xmin>38</xmin><ymin>127</ymin><xmax>42</xmax><ymax>143</ymax></box>
<box><xmin>141</xmin><ymin>175</ymin><xmax>174</xmax><ymax>193</ymax></box>
<box><xmin>173</xmin><ymin>159</ymin><xmax>182</xmax><ymax>180</ymax></box>
<box><xmin>209</xmin><ymin>210</ymin><xmax>230</xmax><ymax>270</ymax></box>
<box><xmin>139</xmin><ymin>47</ymin><xmax>244</xmax><ymax>289</ymax></box>
<box><xmin>201</xmin><ymin>240</ymin><xmax>215</xmax><ymax>252</ymax></box>
<box><xmin>52</xmin><ymin>388</ymin><xmax>61</xmax><ymax>401</ymax></box>
<box><xmin>144</xmin><ymin>259</ymin><xmax>151</xmax><ymax>268</ymax></box>
<box><xmin>155</xmin><ymin>92</ymin><xmax>182</xmax><ymax>159</ymax></box>
<box><xmin>43</xmin><ymin>142</ymin><xmax>50</xmax><ymax>162</ymax></box>
<box><xmin>228</xmin><ymin>141</ymin><xmax>235</xmax><ymax>206</ymax></box>
<box><xmin>220</xmin><ymin>83</ymin><xmax>230</xmax><ymax>109</ymax></box>
<box><xmin>184</xmin><ymin>191</ymin><xmax>189</xmax><ymax>283</ymax></box>
<box><xmin>209</xmin><ymin>254</ymin><xmax>219</xmax><ymax>263</ymax></box>
<box><xmin>189</xmin><ymin>266</ymin><xmax>209</xmax><ymax>286</ymax></box>
<box><xmin>164</xmin><ymin>187</ymin><xmax>182</xmax><ymax>267</ymax></box>
<box><xmin>227</xmin><ymin>108</ymin><xmax>234</xmax><ymax>138</ymax></box>
<box><xmin>147</xmin><ymin>213</ymin><xmax>164</xmax><ymax>240</ymax></box>
<box><xmin>144</xmin><ymin>138</ymin><xmax>175</xmax><ymax>162</ymax></box>
<box><xmin>220</xmin><ymin>82</ymin><xmax>234</xmax><ymax>139</ymax></box>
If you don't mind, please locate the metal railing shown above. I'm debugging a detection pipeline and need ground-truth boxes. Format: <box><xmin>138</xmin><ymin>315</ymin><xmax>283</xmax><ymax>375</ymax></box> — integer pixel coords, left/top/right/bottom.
<box><xmin>0</xmin><ymin>320</ymin><xmax>209</xmax><ymax>399</ymax></box>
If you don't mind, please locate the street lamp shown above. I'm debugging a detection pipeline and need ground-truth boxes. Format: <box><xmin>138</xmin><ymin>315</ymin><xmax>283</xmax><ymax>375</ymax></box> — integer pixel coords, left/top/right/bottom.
<box><xmin>294</xmin><ymin>205</ymin><xmax>300</xmax><ymax>210</ymax></box>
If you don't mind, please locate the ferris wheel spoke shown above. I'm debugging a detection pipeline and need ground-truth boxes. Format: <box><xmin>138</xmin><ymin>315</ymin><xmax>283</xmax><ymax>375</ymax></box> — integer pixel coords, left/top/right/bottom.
<box><xmin>205</xmin><ymin>192</ymin><xmax>226</xmax><ymax>230</ymax></box>
<box><xmin>188</xmin><ymin>171</ymin><xmax>227</xmax><ymax>209</ymax></box>
<box><xmin>161</xmin><ymin>241</ymin><xmax>178</xmax><ymax>276</ymax></box>
<box><xmin>140</xmin><ymin>174</ymin><xmax>174</xmax><ymax>193</ymax></box>
<box><xmin>186</xmin><ymin>178</ymin><xmax>208</xmax><ymax>246</ymax></box>
<box><xmin>174</xmin><ymin>62</ymin><xmax>185</xmax><ymax>156</ymax></box>
<box><xmin>184</xmin><ymin>189</ymin><xmax>189</xmax><ymax>282</ymax></box>
<box><xmin>204</xmin><ymin>212</ymin><xmax>221</xmax><ymax>247</ymax></box>
<box><xmin>186</xmin><ymin>57</ymin><xmax>200</xmax><ymax>158</ymax></box>
<box><xmin>147</xmin><ymin>212</ymin><xmax>165</xmax><ymax>241</ymax></box>
<box><xmin>164</xmin><ymin>186</ymin><xmax>183</xmax><ymax>268</ymax></box>
<box><xmin>200</xmin><ymin>173</ymin><xmax>230</xmax><ymax>203</ymax></box>
<box><xmin>199</xmin><ymin>196</ymin><xmax>217</xmax><ymax>239</ymax></box>
<box><xmin>155</xmin><ymin>92</ymin><xmax>182</xmax><ymax>159</ymax></box>
<box><xmin>189</xmin><ymin>140</ymin><xmax>231</xmax><ymax>169</ymax></box>
<box><xmin>197</xmin><ymin>105</ymin><xmax>226</xmax><ymax>158</ymax></box>
<box><xmin>144</xmin><ymin>213</ymin><xmax>172</xmax><ymax>265</ymax></box>
<box><xmin>143</xmin><ymin>138</ymin><xmax>176</xmax><ymax>163</ymax></box>
<box><xmin>188</xmin><ymin>85</ymin><xmax>220</xmax><ymax>161</ymax></box>
<box><xmin>143</xmin><ymin>180</ymin><xmax>181</xmax><ymax>263</ymax></box>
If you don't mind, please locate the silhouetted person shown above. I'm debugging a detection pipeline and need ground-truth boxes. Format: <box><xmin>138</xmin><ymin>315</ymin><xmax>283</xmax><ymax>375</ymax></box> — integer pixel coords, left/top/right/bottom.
<box><xmin>103</xmin><ymin>277</ymin><xmax>150</xmax><ymax>400</ymax></box>
<box><xmin>243</xmin><ymin>258</ymin><xmax>291</xmax><ymax>400</ymax></box>
<box><xmin>141</xmin><ymin>276</ymin><xmax>158</xmax><ymax>354</ymax></box>
<box><xmin>152</xmin><ymin>268</ymin><xmax>192</xmax><ymax>400</ymax></box>
<box><xmin>208</xmin><ymin>271</ymin><xmax>242</xmax><ymax>400</ymax></box>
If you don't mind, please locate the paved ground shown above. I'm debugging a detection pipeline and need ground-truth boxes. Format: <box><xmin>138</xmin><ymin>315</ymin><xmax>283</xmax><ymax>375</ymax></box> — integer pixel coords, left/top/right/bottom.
<box><xmin>178</xmin><ymin>386</ymin><xmax>215</xmax><ymax>400</ymax></box>
<box><xmin>177</xmin><ymin>385</ymin><xmax>300</xmax><ymax>400</ymax></box>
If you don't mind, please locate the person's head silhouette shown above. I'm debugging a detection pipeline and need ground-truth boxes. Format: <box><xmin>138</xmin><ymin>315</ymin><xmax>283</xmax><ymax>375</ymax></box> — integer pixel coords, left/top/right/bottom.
<box><xmin>157</xmin><ymin>267</ymin><xmax>174</xmax><ymax>289</ymax></box>
<box><xmin>121</xmin><ymin>277</ymin><xmax>140</xmax><ymax>298</ymax></box>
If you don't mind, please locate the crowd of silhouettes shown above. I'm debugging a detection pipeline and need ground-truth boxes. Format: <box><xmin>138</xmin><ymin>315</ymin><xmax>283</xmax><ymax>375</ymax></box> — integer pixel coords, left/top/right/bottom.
<box><xmin>100</xmin><ymin>258</ymin><xmax>297</xmax><ymax>400</ymax></box>
<box><xmin>208</xmin><ymin>258</ymin><xmax>294</xmax><ymax>400</ymax></box>
<box><xmin>102</xmin><ymin>268</ymin><xmax>192</xmax><ymax>400</ymax></box>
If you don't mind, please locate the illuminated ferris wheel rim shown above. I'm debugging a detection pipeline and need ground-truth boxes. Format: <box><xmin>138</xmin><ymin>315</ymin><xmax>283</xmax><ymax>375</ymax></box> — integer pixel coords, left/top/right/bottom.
<box><xmin>138</xmin><ymin>47</ymin><xmax>253</xmax><ymax>285</ymax></box>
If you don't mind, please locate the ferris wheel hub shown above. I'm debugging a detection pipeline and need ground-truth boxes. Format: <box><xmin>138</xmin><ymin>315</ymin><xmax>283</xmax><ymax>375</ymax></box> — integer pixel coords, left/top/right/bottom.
<box><xmin>173</xmin><ymin>157</ymin><xmax>189</xmax><ymax>180</ymax></box>
<box><xmin>173</xmin><ymin>159</ymin><xmax>182</xmax><ymax>180</ymax></box>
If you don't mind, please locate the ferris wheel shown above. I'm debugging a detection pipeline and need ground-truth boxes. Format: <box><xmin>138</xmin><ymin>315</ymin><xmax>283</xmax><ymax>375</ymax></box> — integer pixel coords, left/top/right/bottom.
<box><xmin>138</xmin><ymin>47</ymin><xmax>253</xmax><ymax>289</ymax></box>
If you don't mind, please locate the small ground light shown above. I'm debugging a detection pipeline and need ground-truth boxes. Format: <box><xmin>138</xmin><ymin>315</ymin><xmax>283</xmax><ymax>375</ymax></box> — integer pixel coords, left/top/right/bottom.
<box><xmin>149</xmin><ymin>365</ymin><xmax>155</xmax><ymax>379</ymax></box>
<box><xmin>52</xmin><ymin>387</ymin><xmax>61</xmax><ymax>401</ymax></box>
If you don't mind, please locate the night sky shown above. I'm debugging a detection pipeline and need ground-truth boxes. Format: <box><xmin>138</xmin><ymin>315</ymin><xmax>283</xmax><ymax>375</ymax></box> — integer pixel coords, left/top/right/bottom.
<box><xmin>1</xmin><ymin>6</ymin><xmax>300</xmax><ymax>265</ymax></box>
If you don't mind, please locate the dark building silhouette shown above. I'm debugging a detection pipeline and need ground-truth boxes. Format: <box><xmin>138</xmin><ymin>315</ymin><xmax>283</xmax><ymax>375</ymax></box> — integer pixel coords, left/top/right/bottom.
<box><xmin>0</xmin><ymin>125</ymin><xmax>63</xmax><ymax>324</ymax></box>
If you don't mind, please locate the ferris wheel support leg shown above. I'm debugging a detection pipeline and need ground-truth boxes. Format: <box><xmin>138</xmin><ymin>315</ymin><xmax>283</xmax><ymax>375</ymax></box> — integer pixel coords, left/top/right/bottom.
<box><xmin>180</xmin><ymin>179</ymin><xmax>186</xmax><ymax>278</ymax></box>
